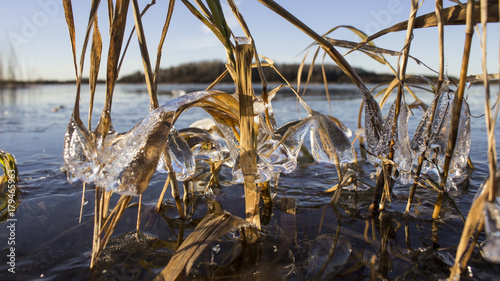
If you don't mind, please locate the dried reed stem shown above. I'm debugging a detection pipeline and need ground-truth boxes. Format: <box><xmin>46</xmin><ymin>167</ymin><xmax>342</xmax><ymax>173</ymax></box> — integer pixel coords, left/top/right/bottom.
<box><xmin>96</xmin><ymin>0</ymin><xmax>130</xmax><ymax>138</ymax></box>
<box><xmin>154</xmin><ymin>0</ymin><xmax>176</xmax><ymax>94</ymax></box>
<box><xmin>379</xmin><ymin>0</ymin><xmax>418</xmax><ymax>212</ymax></box>
<box><xmin>235</xmin><ymin>38</ymin><xmax>261</xmax><ymax>236</ymax></box>
<box><xmin>88</xmin><ymin>17</ymin><xmax>102</xmax><ymax>131</ymax></box>
<box><xmin>258</xmin><ymin>0</ymin><xmax>371</xmax><ymax>97</ymax></box>
<box><xmin>433</xmin><ymin>0</ymin><xmax>474</xmax><ymax>220</ymax></box>
<box><xmin>450</xmin><ymin>0</ymin><xmax>499</xmax><ymax>277</ymax></box>
<box><xmin>406</xmin><ymin>0</ymin><xmax>445</xmax><ymax>216</ymax></box>
<box><xmin>131</xmin><ymin>0</ymin><xmax>158</xmax><ymax>109</ymax></box>
<box><xmin>435</xmin><ymin>0</ymin><xmax>445</xmax><ymax>92</ymax></box>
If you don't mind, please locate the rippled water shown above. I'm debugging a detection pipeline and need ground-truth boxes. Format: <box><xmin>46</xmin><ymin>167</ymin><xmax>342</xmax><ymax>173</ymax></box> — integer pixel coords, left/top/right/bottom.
<box><xmin>0</xmin><ymin>83</ymin><xmax>499</xmax><ymax>280</ymax></box>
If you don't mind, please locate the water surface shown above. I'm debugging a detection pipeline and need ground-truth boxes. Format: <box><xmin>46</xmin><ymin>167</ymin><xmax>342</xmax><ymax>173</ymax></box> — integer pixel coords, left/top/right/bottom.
<box><xmin>0</xmin><ymin>83</ymin><xmax>499</xmax><ymax>280</ymax></box>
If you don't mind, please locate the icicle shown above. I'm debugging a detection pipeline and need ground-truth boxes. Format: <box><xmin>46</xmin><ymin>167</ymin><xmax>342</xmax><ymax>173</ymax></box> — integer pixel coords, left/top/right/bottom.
<box><xmin>363</xmin><ymin>94</ymin><xmax>385</xmax><ymax>165</ymax></box>
<box><xmin>215</xmin><ymin>123</ymin><xmax>239</xmax><ymax>168</ymax></box>
<box><xmin>259</xmin><ymin>118</ymin><xmax>312</xmax><ymax>174</ymax></box>
<box><xmin>379</xmin><ymin>99</ymin><xmax>412</xmax><ymax>183</ymax></box>
<box><xmin>63</xmin><ymin>116</ymin><xmax>99</xmax><ymax>183</ymax></box>
<box><xmin>447</xmin><ymin>100</ymin><xmax>471</xmax><ymax>190</ymax></box>
<box><xmin>179</xmin><ymin>127</ymin><xmax>226</xmax><ymax>162</ymax></box>
<box><xmin>309</xmin><ymin>112</ymin><xmax>355</xmax><ymax>166</ymax></box>
<box><xmin>157</xmin><ymin>127</ymin><xmax>196</xmax><ymax>181</ymax></box>
<box><xmin>410</xmin><ymin>85</ymin><xmax>471</xmax><ymax>190</ymax></box>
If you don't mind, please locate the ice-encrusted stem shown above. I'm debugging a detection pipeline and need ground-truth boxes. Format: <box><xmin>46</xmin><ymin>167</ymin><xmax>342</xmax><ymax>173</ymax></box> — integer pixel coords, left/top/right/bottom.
<box><xmin>235</xmin><ymin>37</ymin><xmax>261</xmax><ymax>238</ymax></box>
<box><xmin>434</xmin><ymin>0</ymin><xmax>474</xmax><ymax>220</ymax></box>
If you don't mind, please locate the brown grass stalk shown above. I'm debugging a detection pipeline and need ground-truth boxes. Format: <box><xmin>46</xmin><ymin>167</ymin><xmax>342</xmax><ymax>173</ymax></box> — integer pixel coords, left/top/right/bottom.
<box><xmin>258</xmin><ymin>0</ymin><xmax>371</xmax><ymax>97</ymax></box>
<box><xmin>348</xmin><ymin>0</ymin><xmax>498</xmax><ymax>56</ymax></box>
<box><xmin>96</xmin><ymin>0</ymin><xmax>130</xmax><ymax>138</ymax></box>
<box><xmin>88</xmin><ymin>16</ymin><xmax>102</xmax><ymax>131</ymax></box>
<box><xmin>153</xmin><ymin>0</ymin><xmax>176</xmax><ymax>94</ymax></box>
<box><xmin>433</xmin><ymin>0</ymin><xmax>474</xmax><ymax>220</ymax></box>
<box><xmin>406</xmin><ymin>0</ymin><xmax>446</xmax><ymax>215</ymax></box>
<box><xmin>450</xmin><ymin>0</ymin><xmax>499</xmax><ymax>277</ymax></box>
<box><xmin>377</xmin><ymin>0</ymin><xmax>419</xmax><ymax>212</ymax></box>
<box><xmin>235</xmin><ymin>38</ymin><xmax>260</xmax><ymax>236</ymax></box>
<box><xmin>131</xmin><ymin>0</ymin><xmax>158</xmax><ymax>109</ymax></box>
<box><xmin>435</xmin><ymin>0</ymin><xmax>445</xmax><ymax>92</ymax></box>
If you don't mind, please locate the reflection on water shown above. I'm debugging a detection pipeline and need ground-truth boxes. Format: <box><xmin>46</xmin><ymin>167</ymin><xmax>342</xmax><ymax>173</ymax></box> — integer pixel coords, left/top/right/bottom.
<box><xmin>0</xmin><ymin>84</ymin><xmax>499</xmax><ymax>280</ymax></box>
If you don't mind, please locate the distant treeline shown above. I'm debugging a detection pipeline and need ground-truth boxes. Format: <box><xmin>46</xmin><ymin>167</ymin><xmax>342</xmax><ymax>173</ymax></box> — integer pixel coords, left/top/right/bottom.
<box><xmin>118</xmin><ymin>60</ymin><xmax>398</xmax><ymax>84</ymax></box>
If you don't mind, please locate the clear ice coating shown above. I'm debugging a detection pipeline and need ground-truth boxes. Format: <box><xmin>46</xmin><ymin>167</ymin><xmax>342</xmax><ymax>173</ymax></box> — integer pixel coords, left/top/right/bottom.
<box><xmin>447</xmin><ymin>100</ymin><xmax>471</xmax><ymax>189</ymax></box>
<box><xmin>92</xmin><ymin>107</ymin><xmax>174</xmax><ymax>195</ymax></box>
<box><xmin>309</xmin><ymin>111</ymin><xmax>355</xmax><ymax>166</ymax></box>
<box><xmin>484</xmin><ymin>200</ymin><xmax>500</xmax><ymax>263</ymax></box>
<box><xmin>156</xmin><ymin>127</ymin><xmax>196</xmax><ymax>181</ymax></box>
<box><xmin>410</xmin><ymin>86</ymin><xmax>471</xmax><ymax>190</ymax></box>
<box><xmin>63</xmin><ymin>116</ymin><xmax>100</xmax><ymax>183</ymax></box>
<box><xmin>63</xmin><ymin>91</ymin><xmax>214</xmax><ymax>196</ymax></box>
<box><xmin>258</xmin><ymin>119</ymin><xmax>312</xmax><ymax>174</ymax></box>
<box><xmin>178</xmin><ymin>127</ymin><xmax>226</xmax><ymax>163</ymax></box>
<box><xmin>215</xmin><ymin>123</ymin><xmax>239</xmax><ymax>168</ymax></box>
<box><xmin>363</xmin><ymin>93</ymin><xmax>385</xmax><ymax>165</ymax></box>
<box><xmin>377</xmin><ymin>99</ymin><xmax>412</xmax><ymax>183</ymax></box>
<box><xmin>232</xmin><ymin>154</ymin><xmax>273</xmax><ymax>184</ymax></box>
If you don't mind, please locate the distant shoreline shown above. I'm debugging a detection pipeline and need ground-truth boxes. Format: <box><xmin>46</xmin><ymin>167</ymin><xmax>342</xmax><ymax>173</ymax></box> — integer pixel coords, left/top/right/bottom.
<box><xmin>1</xmin><ymin>60</ymin><xmax>452</xmax><ymax>86</ymax></box>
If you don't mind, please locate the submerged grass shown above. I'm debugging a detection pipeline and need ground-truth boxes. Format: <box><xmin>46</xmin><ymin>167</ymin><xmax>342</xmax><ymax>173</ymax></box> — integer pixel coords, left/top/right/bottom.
<box><xmin>57</xmin><ymin>0</ymin><xmax>500</xmax><ymax>280</ymax></box>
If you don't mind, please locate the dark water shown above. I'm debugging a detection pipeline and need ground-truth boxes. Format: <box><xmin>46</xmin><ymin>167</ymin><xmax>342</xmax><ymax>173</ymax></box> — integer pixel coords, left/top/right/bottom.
<box><xmin>0</xmin><ymin>83</ymin><xmax>499</xmax><ymax>280</ymax></box>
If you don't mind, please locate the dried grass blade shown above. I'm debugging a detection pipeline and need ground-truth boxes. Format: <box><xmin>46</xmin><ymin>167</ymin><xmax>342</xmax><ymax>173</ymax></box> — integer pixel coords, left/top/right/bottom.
<box><xmin>97</xmin><ymin>0</ymin><xmax>130</xmax><ymax>137</ymax></box>
<box><xmin>131</xmin><ymin>0</ymin><xmax>158</xmax><ymax>109</ymax></box>
<box><xmin>180</xmin><ymin>0</ymin><xmax>228</xmax><ymax>52</ymax></box>
<box><xmin>349</xmin><ymin>1</ymin><xmax>498</xmax><ymax>56</ymax></box>
<box><xmin>153</xmin><ymin>213</ymin><xmax>248</xmax><ymax>281</ymax></box>
<box><xmin>89</xmin><ymin>16</ymin><xmax>102</xmax><ymax>130</ymax></box>
<box><xmin>321</xmin><ymin>53</ymin><xmax>332</xmax><ymax>115</ymax></box>
<box><xmin>258</xmin><ymin>0</ymin><xmax>371</xmax><ymax>97</ymax></box>
<box><xmin>327</xmin><ymin>38</ymin><xmax>401</xmax><ymax>57</ymax></box>
<box><xmin>193</xmin><ymin>0</ymin><xmax>216</xmax><ymax>25</ymax></box>
<box><xmin>235</xmin><ymin>39</ymin><xmax>261</xmax><ymax>234</ymax></box>
<box><xmin>117</xmin><ymin>1</ymin><xmax>155</xmax><ymax>79</ymax></box>
<box><xmin>90</xmin><ymin>187</ymin><xmax>103</xmax><ymax>268</ymax></box>
<box><xmin>436</xmin><ymin>0</ymin><xmax>445</xmax><ymax>92</ymax></box>
<box><xmin>479</xmin><ymin>0</ymin><xmax>498</xmax><ymax>201</ymax></box>
<box><xmin>62</xmin><ymin>0</ymin><xmax>78</xmax><ymax>80</ymax></box>
<box><xmin>107</xmin><ymin>0</ymin><xmax>114</xmax><ymax>33</ymax></box>
<box><xmin>154</xmin><ymin>0</ymin><xmax>176</xmax><ymax>94</ymax></box>
<box><xmin>450</xmin><ymin>189</ymin><xmax>487</xmax><ymax>278</ymax></box>
<box><xmin>97</xmin><ymin>195</ymin><xmax>133</xmax><ymax>255</ymax></box>
<box><xmin>227</xmin><ymin>0</ymin><xmax>269</xmax><ymax>103</ymax></box>
<box><xmin>301</xmin><ymin>46</ymin><xmax>320</xmax><ymax>96</ymax></box>
<box><xmin>450</xmin><ymin>2</ymin><xmax>499</xmax><ymax>275</ymax></box>
<box><xmin>435</xmin><ymin>0</ymin><xmax>475</xmax><ymax>219</ymax></box>
<box><xmin>296</xmin><ymin>49</ymin><xmax>309</xmax><ymax>93</ymax></box>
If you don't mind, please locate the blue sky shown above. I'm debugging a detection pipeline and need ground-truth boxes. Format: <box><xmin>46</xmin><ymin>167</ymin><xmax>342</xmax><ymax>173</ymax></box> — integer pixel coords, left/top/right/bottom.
<box><xmin>0</xmin><ymin>0</ymin><xmax>498</xmax><ymax>81</ymax></box>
